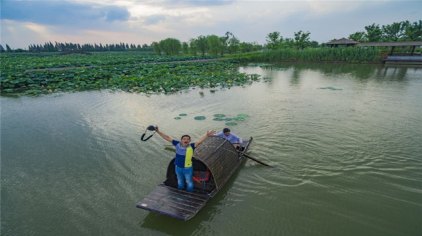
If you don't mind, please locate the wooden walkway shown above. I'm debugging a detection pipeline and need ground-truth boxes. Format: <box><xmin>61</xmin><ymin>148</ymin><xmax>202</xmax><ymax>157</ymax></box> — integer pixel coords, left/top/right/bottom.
<box><xmin>358</xmin><ymin>41</ymin><xmax>422</xmax><ymax>65</ymax></box>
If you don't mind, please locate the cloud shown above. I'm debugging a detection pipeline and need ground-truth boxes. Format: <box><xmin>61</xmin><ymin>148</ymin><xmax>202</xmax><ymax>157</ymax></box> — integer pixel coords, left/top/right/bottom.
<box><xmin>144</xmin><ymin>15</ymin><xmax>167</xmax><ymax>25</ymax></box>
<box><xmin>104</xmin><ymin>7</ymin><xmax>130</xmax><ymax>22</ymax></box>
<box><xmin>1</xmin><ymin>0</ymin><xmax>130</xmax><ymax>27</ymax></box>
<box><xmin>146</xmin><ymin>0</ymin><xmax>236</xmax><ymax>7</ymax></box>
<box><xmin>1</xmin><ymin>0</ymin><xmax>421</xmax><ymax>48</ymax></box>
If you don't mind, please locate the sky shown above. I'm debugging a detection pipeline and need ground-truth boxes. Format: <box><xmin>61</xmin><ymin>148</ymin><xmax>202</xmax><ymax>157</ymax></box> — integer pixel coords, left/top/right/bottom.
<box><xmin>1</xmin><ymin>0</ymin><xmax>421</xmax><ymax>49</ymax></box>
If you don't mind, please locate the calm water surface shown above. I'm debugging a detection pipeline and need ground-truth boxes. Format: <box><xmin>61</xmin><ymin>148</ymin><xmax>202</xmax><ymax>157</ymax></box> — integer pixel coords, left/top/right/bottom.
<box><xmin>1</xmin><ymin>64</ymin><xmax>422</xmax><ymax>236</ymax></box>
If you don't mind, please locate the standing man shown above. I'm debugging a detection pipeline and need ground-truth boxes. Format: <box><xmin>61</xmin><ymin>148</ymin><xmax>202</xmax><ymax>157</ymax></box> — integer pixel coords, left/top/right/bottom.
<box><xmin>155</xmin><ymin>126</ymin><xmax>214</xmax><ymax>192</ymax></box>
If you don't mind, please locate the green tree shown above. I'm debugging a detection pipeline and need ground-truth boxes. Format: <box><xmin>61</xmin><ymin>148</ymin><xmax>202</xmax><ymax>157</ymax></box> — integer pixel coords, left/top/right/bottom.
<box><xmin>403</xmin><ymin>20</ymin><xmax>422</xmax><ymax>41</ymax></box>
<box><xmin>227</xmin><ymin>34</ymin><xmax>240</xmax><ymax>54</ymax></box>
<box><xmin>0</xmin><ymin>44</ymin><xmax>5</xmax><ymax>53</ymax></box>
<box><xmin>309</xmin><ymin>41</ymin><xmax>319</xmax><ymax>48</ymax></box>
<box><xmin>151</xmin><ymin>42</ymin><xmax>161</xmax><ymax>55</ymax></box>
<box><xmin>293</xmin><ymin>30</ymin><xmax>311</xmax><ymax>50</ymax></box>
<box><xmin>365</xmin><ymin>23</ymin><xmax>383</xmax><ymax>42</ymax></box>
<box><xmin>349</xmin><ymin>31</ymin><xmax>366</xmax><ymax>42</ymax></box>
<box><xmin>266</xmin><ymin>31</ymin><xmax>282</xmax><ymax>49</ymax></box>
<box><xmin>159</xmin><ymin>38</ymin><xmax>181</xmax><ymax>55</ymax></box>
<box><xmin>239</xmin><ymin>42</ymin><xmax>253</xmax><ymax>53</ymax></box>
<box><xmin>189</xmin><ymin>39</ymin><xmax>198</xmax><ymax>56</ymax></box>
<box><xmin>6</xmin><ymin>44</ymin><xmax>12</xmax><ymax>52</ymax></box>
<box><xmin>207</xmin><ymin>35</ymin><xmax>222</xmax><ymax>55</ymax></box>
<box><xmin>280</xmin><ymin>38</ymin><xmax>295</xmax><ymax>49</ymax></box>
<box><xmin>219</xmin><ymin>32</ymin><xmax>231</xmax><ymax>55</ymax></box>
<box><xmin>382</xmin><ymin>22</ymin><xmax>405</xmax><ymax>41</ymax></box>
<box><xmin>239</xmin><ymin>42</ymin><xmax>262</xmax><ymax>53</ymax></box>
<box><xmin>196</xmin><ymin>35</ymin><xmax>208</xmax><ymax>56</ymax></box>
<box><xmin>182</xmin><ymin>42</ymin><xmax>189</xmax><ymax>54</ymax></box>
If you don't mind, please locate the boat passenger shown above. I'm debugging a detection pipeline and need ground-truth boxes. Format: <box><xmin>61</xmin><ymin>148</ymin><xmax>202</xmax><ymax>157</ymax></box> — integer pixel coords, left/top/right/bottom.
<box><xmin>215</xmin><ymin>128</ymin><xmax>243</xmax><ymax>149</ymax></box>
<box><xmin>155</xmin><ymin>126</ymin><xmax>214</xmax><ymax>192</ymax></box>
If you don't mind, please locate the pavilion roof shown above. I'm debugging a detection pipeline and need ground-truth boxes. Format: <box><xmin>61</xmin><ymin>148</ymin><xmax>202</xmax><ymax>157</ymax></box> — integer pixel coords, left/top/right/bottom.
<box><xmin>325</xmin><ymin>38</ymin><xmax>359</xmax><ymax>45</ymax></box>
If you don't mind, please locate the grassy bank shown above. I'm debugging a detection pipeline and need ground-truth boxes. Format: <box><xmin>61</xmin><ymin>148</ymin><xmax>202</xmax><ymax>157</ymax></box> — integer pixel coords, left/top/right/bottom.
<box><xmin>227</xmin><ymin>47</ymin><xmax>383</xmax><ymax>63</ymax></box>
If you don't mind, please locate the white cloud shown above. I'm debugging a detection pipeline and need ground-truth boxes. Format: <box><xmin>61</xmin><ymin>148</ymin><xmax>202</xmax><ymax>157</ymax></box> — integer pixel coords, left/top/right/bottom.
<box><xmin>1</xmin><ymin>0</ymin><xmax>421</xmax><ymax>48</ymax></box>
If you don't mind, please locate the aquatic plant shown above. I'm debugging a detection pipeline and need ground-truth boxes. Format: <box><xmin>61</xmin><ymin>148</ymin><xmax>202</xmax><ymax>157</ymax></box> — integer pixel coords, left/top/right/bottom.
<box><xmin>228</xmin><ymin>47</ymin><xmax>383</xmax><ymax>63</ymax></box>
<box><xmin>0</xmin><ymin>52</ymin><xmax>261</xmax><ymax>96</ymax></box>
<box><xmin>194</xmin><ymin>116</ymin><xmax>206</xmax><ymax>120</ymax></box>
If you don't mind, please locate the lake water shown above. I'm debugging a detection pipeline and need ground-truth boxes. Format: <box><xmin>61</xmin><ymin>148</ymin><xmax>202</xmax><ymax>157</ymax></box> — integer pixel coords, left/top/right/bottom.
<box><xmin>1</xmin><ymin>64</ymin><xmax>422</xmax><ymax>236</ymax></box>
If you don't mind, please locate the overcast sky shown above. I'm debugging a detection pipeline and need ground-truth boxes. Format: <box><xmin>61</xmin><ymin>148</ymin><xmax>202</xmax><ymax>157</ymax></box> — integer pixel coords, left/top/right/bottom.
<box><xmin>1</xmin><ymin>0</ymin><xmax>421</xmax><ymax>49</ymax></box>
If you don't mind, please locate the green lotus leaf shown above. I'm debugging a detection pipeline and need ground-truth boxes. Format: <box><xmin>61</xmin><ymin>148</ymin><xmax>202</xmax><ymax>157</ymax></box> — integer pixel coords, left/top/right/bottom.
<box><xmin>237</xmin><ymin>113</ymin><xmax>249</xmax><ymax>118</ymax></box>
<box><xmin>213</xmin><ymin>117</ymin><xmax>225</xmax><ymax>121</ymax></box>
<box><xmin>174</xmin><ymin>117</ymin><xmax>182</xmax><ymax>120</ymax></box>
<box><xmin>213</xmin><ymin>114</ymin><xmax>226</xmax><ymax>118</ymax></box>
<box><xmin>225</xmin><ymin>122</ymin><xmax>238</xmax><ymax>126</ymax></box>
<box><xmin>194</xmin><ymin>116</ymin><xmax>206</xmax><ymax>120</ymax></box>
<box><xmin>233</xmin><ymin>116</ymin><xmax>246</xmax><ymax>121</ymax></box>
<box><xmin>179</xmin><ymin>113</ymin><xmax>187</xmax><ymax>116</ymax></box>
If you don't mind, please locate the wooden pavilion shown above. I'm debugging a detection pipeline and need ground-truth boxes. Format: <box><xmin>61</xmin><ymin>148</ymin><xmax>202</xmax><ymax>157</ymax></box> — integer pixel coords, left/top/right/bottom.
<box><xmin>358</xmin><ymin>41</ymin><xmax>422</xmax><ymax>64</ymax></box>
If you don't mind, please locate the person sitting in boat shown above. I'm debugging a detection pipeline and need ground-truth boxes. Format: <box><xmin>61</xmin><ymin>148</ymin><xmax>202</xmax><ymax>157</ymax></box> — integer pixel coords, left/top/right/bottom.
<box><xmin>155</xmin><ymin>126</ymin><xmax>214</xmax><ymax>192</ymax></box>
<box><xmin>215</xmin><ymin>128</ymin><xmax>243</xmax><ymax>149</ymax></box>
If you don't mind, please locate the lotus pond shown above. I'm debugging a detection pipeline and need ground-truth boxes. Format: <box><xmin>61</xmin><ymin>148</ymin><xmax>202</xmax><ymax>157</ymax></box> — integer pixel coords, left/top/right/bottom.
<box><xmin>2</xmin><ymin>62</ymin><xmax>422</xmax><ymax>236</ymax></box>
<box><xmin>0</xmin><ymin>52</ymin><xmax>261</xmax><ymax>96</ymax></box>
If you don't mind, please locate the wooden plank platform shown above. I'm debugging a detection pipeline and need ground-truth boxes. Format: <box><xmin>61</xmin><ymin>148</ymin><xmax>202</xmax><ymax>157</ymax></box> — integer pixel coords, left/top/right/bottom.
<box><xmin>384</xmin><ymin>55</ymin><xmax>422</xmax><ymax>65</ymax></box>
<box><xmin>136</xmin><ymin>184</ymin><xmax>210</xmax><ymax>221</ymax></box>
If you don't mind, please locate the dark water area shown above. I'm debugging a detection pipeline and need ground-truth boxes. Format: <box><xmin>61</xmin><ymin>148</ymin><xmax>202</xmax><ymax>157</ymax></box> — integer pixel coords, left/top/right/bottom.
<box><xmin>1</xmin><ymin>64</ymin><xmax>422</xmax><ymax>235</ymax></box>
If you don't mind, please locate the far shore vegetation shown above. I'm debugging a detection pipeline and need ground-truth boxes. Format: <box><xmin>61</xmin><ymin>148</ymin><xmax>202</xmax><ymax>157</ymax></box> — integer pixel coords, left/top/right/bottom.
<box><xmin>1</xmin><ymin>20</ymin><xmax>421</xmax><ymax>96</ymax></box>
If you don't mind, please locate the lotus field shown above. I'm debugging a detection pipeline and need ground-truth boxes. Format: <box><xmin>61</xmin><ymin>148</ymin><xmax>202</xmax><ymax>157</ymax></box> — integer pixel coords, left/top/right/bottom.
<box><xmin>0</xmin><ymin>52</ymin><xmax>261</xmax><ymax>96</ymax></box>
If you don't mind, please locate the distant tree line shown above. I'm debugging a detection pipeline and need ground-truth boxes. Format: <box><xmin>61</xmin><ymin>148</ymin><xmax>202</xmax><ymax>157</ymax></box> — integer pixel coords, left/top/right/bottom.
<box><xmin>151</xmin><ymin>32</ymin><xmax>262</xmax><ymax>56</ymax></box>
<box><xmin>1</xmin><ymin>20</ymin><xmax>420</xmax><ymax>54</ymax></box>
<box><xmin>0</xmin><ymin>42</ymin><xmax>152</xmax><ymax>53</ymax></box>
<box><xmin>349</xmin><ymin>20</ymin><xmax>422</xmax><ymax>42</ymax></box>
<box><xmin>264</xmin><ymin>30</ymin><xmax>319</xmax><ymax>50</ymax></box>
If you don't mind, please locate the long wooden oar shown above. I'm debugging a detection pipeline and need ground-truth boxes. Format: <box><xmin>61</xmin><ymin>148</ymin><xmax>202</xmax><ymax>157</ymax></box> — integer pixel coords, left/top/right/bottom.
<box><xmin>165</xmin><ymin>144</ymin><xmax>271</xmax><ymax>167</ymax></box>
<box><xmin>241</xmin><ymin>153</ymin><xmax>271</xmax><ymax>167</ymax></box>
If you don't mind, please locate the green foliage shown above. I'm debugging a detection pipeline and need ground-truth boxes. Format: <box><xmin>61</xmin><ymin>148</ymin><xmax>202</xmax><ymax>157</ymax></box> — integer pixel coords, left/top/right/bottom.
<box><xmin>0</xmin><ymin>52</ymin><xmax>261</xmax><ymax>96</ymax></box>
<box><xmin>349</xmin><ymin>20</ymin><xmax>422</xmax><ymax>42</ymax></box>
<box><xmin>234</xmin><ymin>47</ymin><xmax>382</xmax><ymax>63</ymax></box>
<box><xmin>365</xmin><ymin>23</ymin><xmax>383</xmax><ymax>42</ymax></box>
<box><xmin>382</xmin><ymin>22</ymin><xmax>405</xmax><ymax>41</ymax></box>
<box><xmin>226</xmin><ymin>32</ymin><xmax>240</xmax><ymax>54</ymax></box>
<box><xmin>151</xmin><ymin>42</ymin><xmax>161</xmax><ymax>55</ymax></box>
<box><xmin>349</xmin><ymin>31</ymin><xmax>366</xmax><ymax>42</ymax></box>
<box><xmin>294</xmin><ymin>30</ymin><xmax>311</xmax><ymax>50</ymax></box>
<box><xmin>196</xmin><ymin>36</ymin><xmax>208</xmax><ymax>56</ymax></box>
<box><xmin>403</xmin><ymin>20</ymin><xmax>422</xmax><ymax>41</ymax></box>
<box><xmin>207</xmin><ymin>35</ymin><xmax>222</xmax><ymax>55</ymax></box>
<box><xmin>158</xmin><ymin>38</ymin><xmax>182</xmax><ymax>55</ymax></box>
<box><xmin>182</xmin><ymin>42</ymin><xmax>189</xmax><ymax>54</ymax></box>
<box><xmin>194</xmin><ymin>116</ymin><xmax>206</xmax><ymax>120</ymax></box>
<box><xmin>266</xmin><ymin>32</ymin><xmax>282</xmax><ymax>50</ymax></box>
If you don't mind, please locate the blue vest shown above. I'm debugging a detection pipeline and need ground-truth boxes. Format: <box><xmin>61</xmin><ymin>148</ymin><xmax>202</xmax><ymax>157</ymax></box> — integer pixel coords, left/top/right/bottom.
<box><xmin>172</xmin><ymin>140</ymin><xmax>195</xmax><ymax>168</ymax></box>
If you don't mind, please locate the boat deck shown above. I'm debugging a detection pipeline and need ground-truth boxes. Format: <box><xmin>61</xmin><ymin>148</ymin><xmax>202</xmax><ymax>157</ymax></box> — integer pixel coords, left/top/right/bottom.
<box><xmin>136</xmin><ymin>184</ymin><xmax>210</xmax><ymax>221</ymax></box>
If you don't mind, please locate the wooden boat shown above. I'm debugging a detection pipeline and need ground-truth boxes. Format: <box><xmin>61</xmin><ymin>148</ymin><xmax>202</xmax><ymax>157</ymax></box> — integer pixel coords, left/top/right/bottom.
<box><xmin>136</xmin><ymin>136</ymin><xmax>253</xmax><ymax>221</ymax></box>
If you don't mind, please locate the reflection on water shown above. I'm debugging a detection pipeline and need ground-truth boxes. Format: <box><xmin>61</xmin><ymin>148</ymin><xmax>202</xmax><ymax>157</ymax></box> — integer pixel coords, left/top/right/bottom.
<box><xmin>2</xmin><ymin>64</ymin><xmax>422</xmax><ymax>236</ymax></box>
<box><xmin>252</xmin><ymin>63</ymin><xmax>416</xmax><ymax>81</ymax></box>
